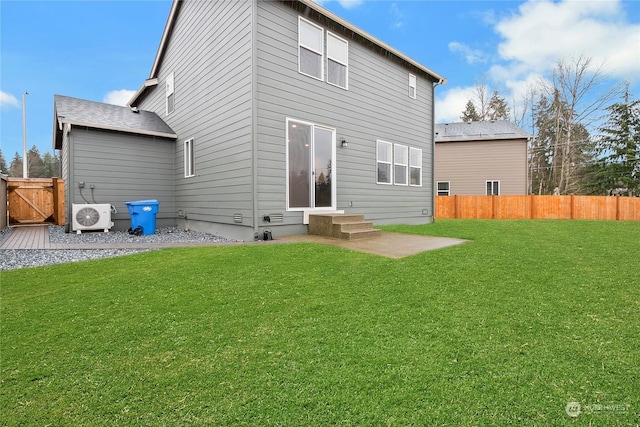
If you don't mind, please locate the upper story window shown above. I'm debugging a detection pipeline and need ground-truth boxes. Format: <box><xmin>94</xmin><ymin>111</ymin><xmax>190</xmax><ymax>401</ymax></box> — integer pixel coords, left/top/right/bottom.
<box><xmin>298</xmin><ymin>17</ymin><xmax>324</xmax><ymax>81</ymax></box>
<box><xmin>327</xmin><ymin>32</ymin><xmax>348</xmax><ymax>90</ymax></box>
<box><xmin>409</xmin><ymin>74</ymin><xmax>417</xmax><ymax>99</ymax></box>
<box><xmin>166</xmin><ymin>72</ymin><xmax>175</xmax><ymax>115</ymax></box>
<box><xmin>298</xmin><ymin>17</ymin><xmax>349</xmax><ymax>89</ymax></box>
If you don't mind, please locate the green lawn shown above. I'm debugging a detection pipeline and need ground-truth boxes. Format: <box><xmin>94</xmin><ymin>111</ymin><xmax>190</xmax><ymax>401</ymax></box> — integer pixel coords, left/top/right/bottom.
<box><xmin>1</xmin><ymin>220</ymin><xmax>638</xmax><ymax>426</ymax></box>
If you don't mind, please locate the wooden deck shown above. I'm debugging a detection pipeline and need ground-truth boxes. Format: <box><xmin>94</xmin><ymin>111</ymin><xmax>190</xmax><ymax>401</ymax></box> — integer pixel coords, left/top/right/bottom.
<box><xmin>0</xmin><ymin>225</ymin><xmax>51</xmax><ymax>249</ymax></box>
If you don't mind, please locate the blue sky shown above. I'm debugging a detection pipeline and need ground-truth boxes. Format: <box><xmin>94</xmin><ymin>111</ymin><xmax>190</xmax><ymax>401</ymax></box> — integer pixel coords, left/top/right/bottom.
<box><xmin>1</xmin><ymin>0</ymin><xmax>639</xmax><ymax>163</ymax></box>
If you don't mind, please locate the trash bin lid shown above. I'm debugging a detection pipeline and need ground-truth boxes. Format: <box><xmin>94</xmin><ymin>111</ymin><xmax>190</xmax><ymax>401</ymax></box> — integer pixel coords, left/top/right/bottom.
<box><xmin>125</xmin><ymin>199</ymin><xmax>159</xmax><ymax>206</ymax></box>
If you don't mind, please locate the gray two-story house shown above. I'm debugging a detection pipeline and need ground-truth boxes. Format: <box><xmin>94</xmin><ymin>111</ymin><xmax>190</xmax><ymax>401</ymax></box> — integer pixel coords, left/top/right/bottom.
<box><xmin>55</xmin><ymin>0</ymin><xmax>445</xmax><ymax>240</ymax></box>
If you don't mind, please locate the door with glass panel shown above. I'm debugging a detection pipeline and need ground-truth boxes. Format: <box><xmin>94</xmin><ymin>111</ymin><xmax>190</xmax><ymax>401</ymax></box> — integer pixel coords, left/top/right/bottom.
<box><xmin>287</xmin><ymin>119</ymin><xmax>335</xmax><ymax>210</ymax></box>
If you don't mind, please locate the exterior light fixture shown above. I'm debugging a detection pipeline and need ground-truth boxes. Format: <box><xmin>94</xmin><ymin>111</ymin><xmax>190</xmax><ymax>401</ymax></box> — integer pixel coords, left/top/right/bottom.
<box><xmin>341</xmin><ymin>139</ymin><xmax>348</xmax><ymax>148</ymax></box>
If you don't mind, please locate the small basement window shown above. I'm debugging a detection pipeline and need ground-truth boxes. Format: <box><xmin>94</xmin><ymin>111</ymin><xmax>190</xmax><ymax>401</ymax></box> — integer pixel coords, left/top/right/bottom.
<box><xmin>437</xmin><ymin>181</ymin><xmax>450</xmax><ymax>196</ymax></box>
<box><xmin>486</xmin><ymin>180</ymin><xmax>500</xmax><ymax>195</ymax></box>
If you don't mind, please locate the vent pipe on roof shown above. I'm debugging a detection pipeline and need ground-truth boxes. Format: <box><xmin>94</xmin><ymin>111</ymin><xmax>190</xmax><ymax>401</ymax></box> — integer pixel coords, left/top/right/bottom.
<box><xmin>131</xmin><ymin>106</ymin><xmax>140</xmax><ymax>114</ymax></box>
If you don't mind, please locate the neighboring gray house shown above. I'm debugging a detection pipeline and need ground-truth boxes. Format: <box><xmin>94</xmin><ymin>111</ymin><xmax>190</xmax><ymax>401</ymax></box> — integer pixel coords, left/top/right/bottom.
<box><xmin>434</xmin><ymin>120</ymin><xmax>531</xmax><ymax>196</ymax></box>
<box><xmin>55</xmin><ymin>0</ymin><xmax>446</xmax><ymax>240</ymax></box>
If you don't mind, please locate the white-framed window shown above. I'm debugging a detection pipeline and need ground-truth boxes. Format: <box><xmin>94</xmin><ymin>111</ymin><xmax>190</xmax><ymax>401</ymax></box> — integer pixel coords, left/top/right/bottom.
<box><xmin>486</xmin><ymin>180</ymin><xmax>500</xmax><ymax>195</ymax></box>
<box><xmin>437</xmin><ymin>181</ymin><xmax>450</xmax><ymax>196</ymax></box>
<box><xmin>184</xmin><ymin>138</ymin><xmax>195</xmax><ymax>178</ymax></box>
<box><xmin>166</xmin><ymin>72</ymin><xmax>175</xmax><ymax>115</ymax></box>
<box><xmin>409</xmin><ymin>147</ymin><xmax>422</xmax><ymax>186</ymax></box>
<box><xmin>298</xmin><ymin>17</ymin><xmax>324</xmax><ymax>81</ymax></box>
<box><xmin>376</xmin><ymin>140</ymin><xmax>393</xmax><ymax>184</ymax></box>
<box><xmin>394</xmin><ymin>144</ymin><xmax>408</xmax><ymax>185</ymax></box>
<box><xmin>327</xmin><ymin>32</ymin><xmax>348</xmax><ymax>89</ymax></box>
<box><xmin>409</xmin><ymin>74</ymin><xmax>417</xmax><ymax>99</ymax></box>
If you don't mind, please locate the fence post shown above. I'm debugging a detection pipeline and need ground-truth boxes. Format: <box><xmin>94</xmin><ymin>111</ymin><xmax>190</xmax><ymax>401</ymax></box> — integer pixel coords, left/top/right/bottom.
<box><xmin>454</xmin><ymin>195</ymin><xmax>458</xmax><ymax>219</ymax></box>
<box><xmin>53</xmin><ymin>178</ymin><xmax>65</xmax><ymax>226</ymax></box>
<box><xmin>529</xmin><ymin>194</ymin><xmax>534</xmax><ymax>219</ymax></box>
<box><xmin>570</xmin><ymin>195</ymin><xmax>575</xmax><ymax>220</ymax></box>
<box><xmin>492</xmin><ymin>195</ymin><xmax>496</xmax><ymax>219</ymax></box>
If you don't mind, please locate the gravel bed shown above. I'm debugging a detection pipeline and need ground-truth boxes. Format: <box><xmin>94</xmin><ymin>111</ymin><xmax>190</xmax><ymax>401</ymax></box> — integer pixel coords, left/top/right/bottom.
<box><xmin>1</xmin><ymin>226</ymin><xmax>240</xmax><ymax>271</ymax></box>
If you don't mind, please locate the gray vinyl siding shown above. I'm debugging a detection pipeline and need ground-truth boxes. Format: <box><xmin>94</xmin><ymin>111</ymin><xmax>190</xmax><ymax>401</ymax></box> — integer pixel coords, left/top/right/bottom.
<box><xmin>435</xmin><ymin>139</ymin><xmax>528</xmax><ymax>195</ymax></box>
<box><xmin>0</xmin><ymin>175</ymin><xmax>6</xmax><ymax>228</ymax></box>
<box><xmin>255</xmin><ymin>1</ymin><xmax>435</xmax><ymax>226</ymax></box>
<box><xmin>67</xmin><ymin>128</ymin><xmax>176</xmax><ymax>230</ymax></box>
<box><xmin>136</xmin><ymin>0</ymin><xmax>254</xmax><ymax>230</ymax></box>
<box><xmin>59</xmin><ymin>129</ymin><xmax>71</xmax><ymax>220</ymax></box>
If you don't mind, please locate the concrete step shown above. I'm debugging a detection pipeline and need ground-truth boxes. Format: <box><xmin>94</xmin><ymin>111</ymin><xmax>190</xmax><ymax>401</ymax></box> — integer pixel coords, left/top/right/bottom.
<box><xmin>340</xmin><ymin>221</ymin><xmax>375</xmax><ymax>232</ymax></box>
<box><xmin>308</xmin><ymin>213</ymin><xmax>381</xmax><ymax>240</ymax></box>
<box><xmin>339</xmin><ymin>228</ymin><xmax>382</xmax><ymax>240</ymax></box>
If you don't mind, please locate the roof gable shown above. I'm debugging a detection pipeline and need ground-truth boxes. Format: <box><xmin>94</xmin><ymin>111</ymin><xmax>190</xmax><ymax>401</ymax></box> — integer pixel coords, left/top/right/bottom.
<box><xmin>53</xmin><ymin>95</ymin><xmax>177</xmax><ymax>149</ymax></box>
<box><xmin>130</xmin><ymin>0</ymin><xmax>445</xmax><ymax>106</ymax></box>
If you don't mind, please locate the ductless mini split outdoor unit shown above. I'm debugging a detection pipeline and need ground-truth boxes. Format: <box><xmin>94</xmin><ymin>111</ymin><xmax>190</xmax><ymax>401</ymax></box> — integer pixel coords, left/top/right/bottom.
<box><xmin>71</xmin><ymin>204</ymin><xmax>114</xmax><ymax>234</ymax></box>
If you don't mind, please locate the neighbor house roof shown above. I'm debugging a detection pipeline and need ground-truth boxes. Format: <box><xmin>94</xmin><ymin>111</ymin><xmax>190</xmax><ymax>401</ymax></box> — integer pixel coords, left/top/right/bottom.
<box><xmin>129</xmin><ymin>0</ymin><xmax>446</xmax><ymax>106</ymax></box>
<box><xmin>53</xmin><ymin>95</ymin><xmax>177</xmax><ymax>149</ymax></box>
<box><xmin>435</xmin><ymin>120</ymin><xmax>531</xmax><ymax>143</ymax></box>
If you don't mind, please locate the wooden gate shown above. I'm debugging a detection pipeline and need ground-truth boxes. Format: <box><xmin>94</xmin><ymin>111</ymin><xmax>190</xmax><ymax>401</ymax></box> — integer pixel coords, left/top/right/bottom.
<box><xmin>7</xmin><ymin>178</ymin><xmax>65</xmax><ymax>225</ymax></box>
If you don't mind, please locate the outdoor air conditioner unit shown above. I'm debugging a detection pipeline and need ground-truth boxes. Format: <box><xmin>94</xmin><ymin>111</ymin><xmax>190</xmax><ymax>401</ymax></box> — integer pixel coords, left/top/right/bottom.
<box><xmin>71</xmin><ymin>204</ymin><xmax>114</xmax><ymax>234</ymax></box>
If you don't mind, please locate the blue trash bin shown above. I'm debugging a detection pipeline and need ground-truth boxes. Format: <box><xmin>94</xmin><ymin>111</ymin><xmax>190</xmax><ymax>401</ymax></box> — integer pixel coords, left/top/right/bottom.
<box><xmin>125</xmin><ymin>199</ymin><xmax>159</xmax><ymax>235</ymax></box>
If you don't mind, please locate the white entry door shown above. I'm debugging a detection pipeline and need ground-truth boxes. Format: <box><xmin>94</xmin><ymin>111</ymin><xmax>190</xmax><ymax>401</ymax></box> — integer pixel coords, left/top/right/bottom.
<box><xmin>287</xmin><ymin>119</ymin><xmax>336</xmax><ymax>210</ymax></box>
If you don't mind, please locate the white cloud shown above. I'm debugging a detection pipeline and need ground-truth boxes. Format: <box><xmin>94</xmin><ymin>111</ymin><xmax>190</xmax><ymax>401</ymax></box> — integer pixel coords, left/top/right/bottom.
<box><xmin>435</xmin><ymin>86</ymin><xmax>476</xmax><ymax>123</ymax></box>
<box><xmin>313</xmin><ymin>0</ymin><xmax>363</xmax><ymax>9</ymax></box>
<box><xmin>0</xmin><ymin>91</ymin><xmax>20</xmax><ymax>110</ymax></box>
<box><xmin>449</xmin><ymin>41</ymin><xmax>486</xmax><ymax>64</ymax></box>
<box><xmin>390</xmin><ymin>3</ymin><xmax>404</xmax><ymax>29</ymax></box>
<box><xmin>439</xmin><ymin>0</ymin><xmax>640</xmax><ymax>125</ymax></box>
<box><xmin>103</xmin><ymin>89</ymin><xmax>136</xmax><ymax>106</ymax></box>
<box><xmin>495</xmin><ymin>0</ymin><xmax>640</xmax><ymax>81</ymax></box>
<box><xmin>338</xmin><ymin>0</ymin><xmax>363</xmax><ymax>8</ymax></box>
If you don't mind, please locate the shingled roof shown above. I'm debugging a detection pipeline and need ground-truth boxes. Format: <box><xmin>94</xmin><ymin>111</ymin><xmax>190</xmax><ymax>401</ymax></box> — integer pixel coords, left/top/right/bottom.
<box><xmin>435</xmin><ymin>120</ymin><xmax>531</xmax><ymax>143</ymax></box>
<box><xmin>53</xmin><ymin>95</ymin><xmax>176</xmax><ymax>149</ymax></box>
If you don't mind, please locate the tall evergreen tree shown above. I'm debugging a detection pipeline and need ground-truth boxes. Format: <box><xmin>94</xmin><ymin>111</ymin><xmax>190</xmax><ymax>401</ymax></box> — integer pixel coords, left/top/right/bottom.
<box><xmin>487</xmin><ymin>90</ymin><xmax>510</xmax><ymax>121</ymax></box>
<box><xmin>529</xmin><ymin>91</ymin><xmax>596</xmax><ymax>194</ymax></box>
<box><xmin>460</xmin><ymin>87</ymin><xmax>509</xmax><ymax>122</ymax></box>
<box><xmin>9</xmin><ymin>152</ymin><xmax>23</xmax><ymax>177</ymax></box>
<box><xmin>593</xmin><ymin>85</ymin><xmax>640</xmax><ymax>196</ymax></box>
<box><xmin>0</xmin><ymin>148</ymin><xmax>8</xmax><ymax>175</ymax></box>
<box><xmin>460</xmin><ymin>100</ymin><xmax>481</xmax><ymax>122</ymax></box>
<box><xmin>27</xmin><ymin>145</ymin><xmax>46</xmax><ymax>178</ymax></box>
<box><xmin>42</xmin><ymin>152</ymin><xmax>61</xmax><ymax>178</ymax></box>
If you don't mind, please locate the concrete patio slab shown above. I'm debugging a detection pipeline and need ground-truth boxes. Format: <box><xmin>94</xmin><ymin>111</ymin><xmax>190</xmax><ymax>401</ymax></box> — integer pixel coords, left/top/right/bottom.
<box><xmin>278</xmin><ymin>231</ymin><xmax>468</xmax><ymax>259</ymax></box>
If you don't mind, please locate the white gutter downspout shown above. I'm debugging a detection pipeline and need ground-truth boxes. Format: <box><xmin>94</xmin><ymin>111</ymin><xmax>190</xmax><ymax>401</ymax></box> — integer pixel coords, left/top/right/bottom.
<box><xmin>251</xmin><ymin>0</ymin><xmax>260</xmax><ymax>241</ymax></box>
<box><xmin>432</xmin><ymin>78</ymin><xmax>446</xmax><ymax>222</ymax></box>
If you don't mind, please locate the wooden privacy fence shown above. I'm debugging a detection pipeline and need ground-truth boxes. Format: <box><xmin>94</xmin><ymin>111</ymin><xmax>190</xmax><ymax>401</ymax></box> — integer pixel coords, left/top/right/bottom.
<box><xmin>7</xmin><ymin>178</ymin><xmax>65</xmax><ymax>226</ymax></box>
<box><xmin>436</xmin><ymin>195</ymin><xmax>640</xmax><ymax>221</ymax></box>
